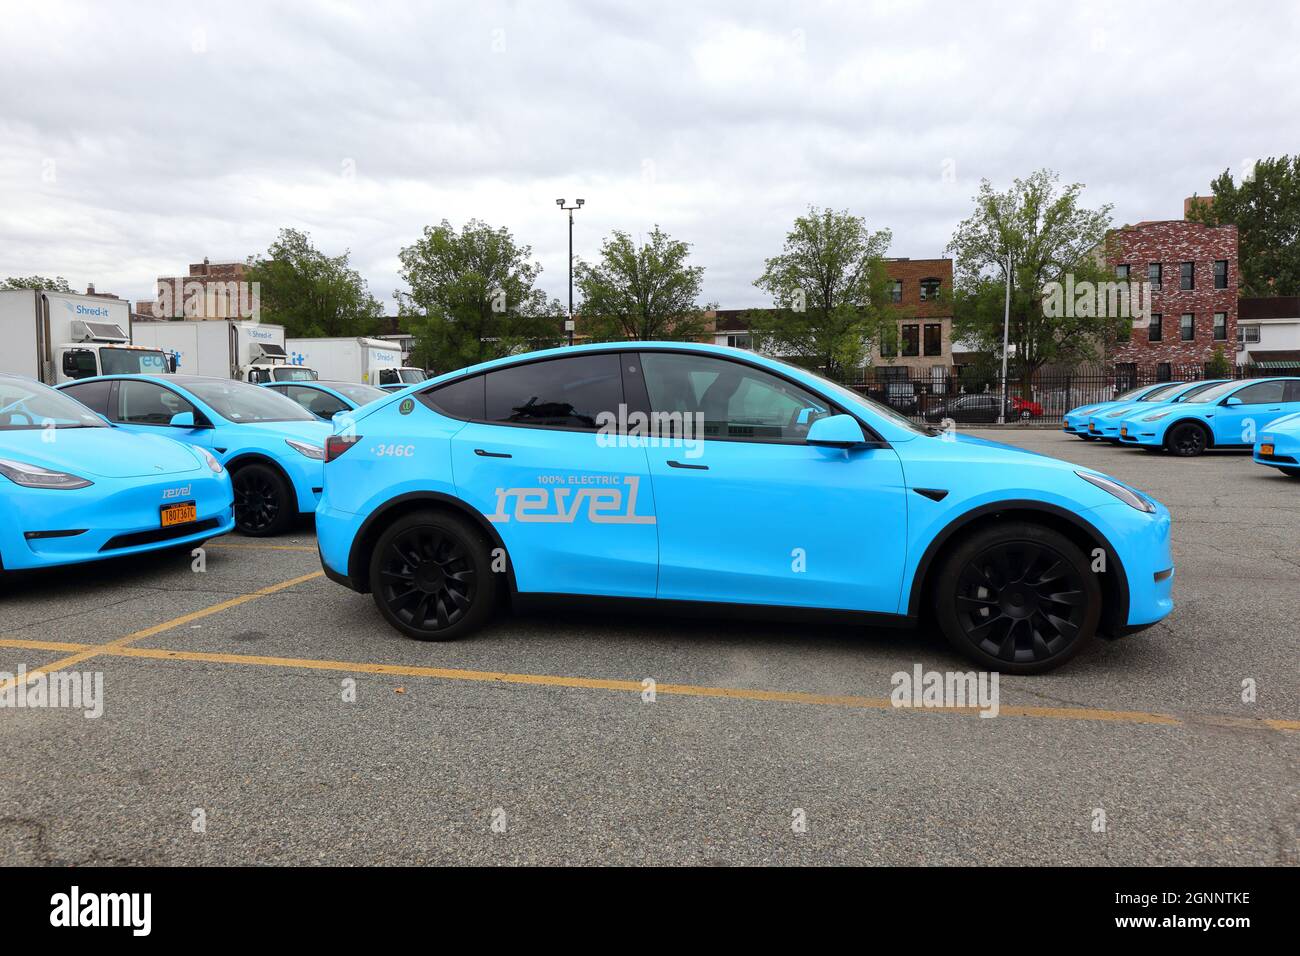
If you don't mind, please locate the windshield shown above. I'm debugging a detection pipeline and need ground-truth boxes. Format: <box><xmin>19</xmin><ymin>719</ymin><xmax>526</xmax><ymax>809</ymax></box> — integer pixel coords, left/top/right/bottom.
<box><xmin>801</xmin><ymin>367</ymin><xmax>928</xmax><ymax>436</ymax></box>
<box><xmin>1173</xmin><ymin>381</ymin><xmax>1223</xmax><ymax>402</ymax></box>
<box><xmin>0</xmin><ymin>377</ymin><xmax>107</xmax><ymax>430</ymax></box>
<box><xmin>101</xmin><ymin>348</ymin><xmax>171</xmax><ymax>375</ymax></box>
<box><xmin>1185</xmin><ymin>381</ymin><xmax>1244</xmax><ymax>404</ymax></box>
<box><xmin>398</xmin><ymin>368</ymin><xmax>426</xmax><ymax>383</ymax></box>
<box><xmin>273</xmin><ymin>366</ymin><xmax>318</xmax><ymax>382</ymax></box>
<box><xmin>185</xmin><ymin>379</ymin><xmax>316</xmax><ymax>423</ymax></box>
<box><xmin>1138</xmin><ymin>382</ymin><xmax>1184</xmax><ymax>402</ymax></box>
<box><xmin>1114</xmin><ymin>385</ymin><xmax>1155</xmax><ymax>401</ymax></box>
<box><xmin>331</xmin><ymin>383</ymin><xmax>388</xmax><ymax>404</ymax></box>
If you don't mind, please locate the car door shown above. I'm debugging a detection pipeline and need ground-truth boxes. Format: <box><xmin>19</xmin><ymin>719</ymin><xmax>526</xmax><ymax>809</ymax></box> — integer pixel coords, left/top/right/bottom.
<box><xmin>444</xmin><ymin>352</ymin><xmax>658</xmax><ymax>598</ymax></box>
<box><xmin>111</xmin><ymin>379</ymin><xmax>216</xmax><ymax>452</ymax></box>
<box><xmin>1213</xmin><ymin>379</ymin><xmax>1287</xmax><ymax>445</ymax></box>
<box><xmin>635</xmin><ymin>350</ymin><xmax>908</xmax><ymax>614</ymax></box>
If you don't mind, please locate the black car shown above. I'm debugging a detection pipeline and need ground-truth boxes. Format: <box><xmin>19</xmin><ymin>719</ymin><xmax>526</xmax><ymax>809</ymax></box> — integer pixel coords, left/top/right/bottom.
<box><xmin>923</xmin><ymin>393</ymin><xmax>1011</xmax><ymax>423</ymax></box>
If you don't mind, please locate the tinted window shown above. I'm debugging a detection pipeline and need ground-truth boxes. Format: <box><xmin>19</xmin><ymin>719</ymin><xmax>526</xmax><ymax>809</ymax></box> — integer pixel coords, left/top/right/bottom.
<box><xmin>641</xmin><ymin>352</ymin><xmax>833</xmax><ymax>442</ymax></box>
<box><xmin>1139</xmin><ymin>383</ymin><xmax>1182</xmax><ymax>402</ymax></box>
<box><xmin>1287</xmin><ymin>381</ymin><xmax>1300</xmax><ymax>402</ymax></box>
<box><xmin>118</xmin><ymin>381</ymin><xmax>196</xmax><ymax>425</ymax></box>
<box><xmin>1232</xmin><ymin>381</ymin><xmax>1286</xmax><ymax>404</ymax></box>
<box><xmin>422</xmin><ymin>375</ymin><xmax>485</xmax><ymax>420</ymax></box>
<box><xmin>61</xmin><ymin>379</ymin><xmax>113</xmax><ymax>416</ymax></box>
<box><xmin>281</xmin><ymin>385</ymin><xmax>347</xmax><ymax>419</ymax></box>
<box><xmin>331</xmin><ymin>383</ymin><xmax>387</xmax><ymax>404</ymax></box>
<box><xmin>485</xmin><ymin>355</ymin><xmax>622</xmax><ymax>430</ymax></box>
<box><xmin>184</xmin><ymin>379</ymin><xmax>315</xmax><ymax>423</ymax></box>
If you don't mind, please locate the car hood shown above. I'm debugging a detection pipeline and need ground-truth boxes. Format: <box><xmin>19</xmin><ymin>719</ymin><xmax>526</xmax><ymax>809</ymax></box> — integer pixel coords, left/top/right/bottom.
<box><xmin>1262</xmin><ymin>411</ymin><xmax>1300</xmax><ymax>435</ymax></box>
<box><xmin>0</xmin><ymin>426</ymin><xmax>202</xmax><ymax>478</ymax></box>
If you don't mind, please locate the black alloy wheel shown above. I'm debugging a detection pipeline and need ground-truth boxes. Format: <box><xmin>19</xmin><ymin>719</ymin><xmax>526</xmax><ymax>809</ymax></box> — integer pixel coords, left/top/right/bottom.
<box><xmin>232</xmin><ymin>463</ymin><xmax>293</xmax><ymax>536</ymax></box>
<box><xmin>1167</xmin><ymin>422</ymin><xmax>1209</xmax><ymax>457</ymax></box>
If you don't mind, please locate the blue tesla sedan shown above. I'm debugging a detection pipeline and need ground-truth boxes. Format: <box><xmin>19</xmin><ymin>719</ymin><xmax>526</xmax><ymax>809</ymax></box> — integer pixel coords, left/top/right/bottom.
<box><xmin>1253</xmin><ymin>411</ymin><xmax>1300</xmax><ymax>479</ymax></box>
<box><xmin>1083</xmin><ymin>379</ymin><xmax>1228</xmax><ymax>441</ymax></box>
<box><xmin>1116</xmin><ymin>377</ymin><xmax>1300</xmax><ymax>455</ymax></box>
<box><xmin>314</xmin><ymin>343</ymin><xmax>1175</xmax><ymax>674</ymax></box>
<box><xmin>59</xmin><ymin>374</ymin><xmax>330</xmax><ymax>536</ymax></box>
<box><xmin>263</xmin><ymin>380</ymin><xmax>388</xmax><ymax>422</ymax></box>
<box><xmin>1062</xmin><ymin>383</ymin><xmax>1178</xmax><ymax>440</ymax></box>
<box><xmin>0</xmin><ymin>374</ymin><xmax>233</xmax><ymax>572</ymax></box>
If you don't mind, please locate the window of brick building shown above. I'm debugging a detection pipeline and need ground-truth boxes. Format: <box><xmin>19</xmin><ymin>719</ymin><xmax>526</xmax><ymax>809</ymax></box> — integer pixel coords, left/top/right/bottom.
<box><xmin>919</xmin><ymin>278</ymin><xmax>941</xmax><ymax>301</ymax></box>
<box><xmin>1213</xmin><ymin>312</ymin><xmax>1227</xmax><ymax>341</ymax></box>
<box><xmin>1116</xmin><ymin>363</ymin><xmax>1137</xmax><ymax>390</ymax></box>
<box><xmin>923</xmin><ymin>323</ymin><xmax>942</xmax><ymax>356</ymax></box>
<box><xmin>1180</xmin><ymin>262</ymin><xmax>1195</xmax><ymax>290</ymax></box>
<box><xmin>1213</xmin><ymin>260</ymin><xmax>1228</xmax><ymax>289</ymax></box>
<box><xmin>889</xmin><ymin>280</ymin><xmax>902</xmax><ymax>303</ymax></box>
<box><xmin>1148</xmin><ymin>263</ymin><xmax>1162</xmax><ymax>289</ymax></box>
<box><xmin>1157</xmin><ymin>363</ymin><xmax>1172</xmax><ymax>381</ymax></box>
<box><xmin>1180</xmin><ymin>313</ymin><xmax>1195</xmax><ymax>340</ymax></box>
<box><xmin>1148</xmin><ymin>313</ymin><xmax>1162</xmax><ymax>342</ymax></box>
<box><xmin>901</xmin><ymin>324</ymin><xmax>920</xmax><ymax>356</ymax></box>
<box><xmin>1115</xmin><ymin>264</ymin><xmax>1130</xmax><ymax>280</ymax></box>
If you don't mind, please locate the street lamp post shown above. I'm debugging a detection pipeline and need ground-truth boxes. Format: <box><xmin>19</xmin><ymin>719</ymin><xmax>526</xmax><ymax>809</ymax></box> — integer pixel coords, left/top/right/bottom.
<box><xmin>998</xmin><ymin>250</ymin><xmax>1012</xmax><ymax>425</ymax></box>
<box><xmin>556</xmin><ymin>198</ymin><xmax>584</xmax><ymax>346</ymax></box>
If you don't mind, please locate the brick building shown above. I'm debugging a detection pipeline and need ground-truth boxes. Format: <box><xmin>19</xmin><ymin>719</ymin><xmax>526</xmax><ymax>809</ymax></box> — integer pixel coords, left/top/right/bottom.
<box><xmin>1105</xmin><ymin>220</ymin><xmax>1238</xmax><ymax>378</ymax></box>
<box><xmin>139</xmin><ymin>258</ymin><xmax>252</xmax><ymax>320</ymax></box>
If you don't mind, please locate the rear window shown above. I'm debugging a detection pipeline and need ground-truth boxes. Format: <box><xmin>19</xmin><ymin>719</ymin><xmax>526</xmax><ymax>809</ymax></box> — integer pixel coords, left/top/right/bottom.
<box><xmin>484</xmin><ymin>354</ymin><xmax>623</xmax><ymax>430</ymax></box>
<box><xmin>421</xmin><ymin>375</ymin><xmax>485</xmax><ymax>420</ymax></box>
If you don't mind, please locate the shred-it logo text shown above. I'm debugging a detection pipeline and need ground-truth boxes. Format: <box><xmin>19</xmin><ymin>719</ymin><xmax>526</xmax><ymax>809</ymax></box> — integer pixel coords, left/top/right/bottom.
<box><xmin>487</xmin><ymin>475</ymin><xmax>655</xmax><ymax>524</ymax></box>
<box><xmin>50</xmin><ymin>886</ymin><xmax>151</xmax><ymax>936</ymax></box>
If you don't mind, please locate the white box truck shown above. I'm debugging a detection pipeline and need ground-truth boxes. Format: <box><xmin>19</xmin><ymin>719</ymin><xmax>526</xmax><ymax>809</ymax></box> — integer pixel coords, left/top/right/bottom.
<box><xmin>131</xmin><ymin>320</ymin><xmax>318</xmax><ymax>384</ymax></box>
<box><xmin>0</xmin><ymin>288</ymin><xmax>175</xmax><ymax>384</ymax></box>
<box><xmin>285</xmin><ymin>336</ymin><xmax>427</xmax><ymax>387</ymax></box>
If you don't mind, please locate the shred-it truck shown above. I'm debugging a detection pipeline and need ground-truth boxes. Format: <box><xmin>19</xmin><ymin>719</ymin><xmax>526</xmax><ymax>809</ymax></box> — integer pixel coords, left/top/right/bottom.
<box><xmin>0</xmin><ymin>288</ymin><xmax>175</xmax><ymax>384</ymax></box>
<box><xmin>285</xmin><ymin>336</ymin><xmax>427</xmax><ymax>387</ymax></box>
<box><xmin>131</xmin><ymin>320</ymin><xmax>318</xmax><ymax>384</ymax></box>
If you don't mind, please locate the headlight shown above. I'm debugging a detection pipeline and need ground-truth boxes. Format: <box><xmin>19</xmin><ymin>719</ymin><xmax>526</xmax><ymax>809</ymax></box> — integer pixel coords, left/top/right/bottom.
<box><xmin>196</xmin><ymin>447</ymin><xmax>224</xmax><ymax>475</ymax></box>
<box><xmin>286</xmin><ymin>439</ymin><xmax>325</xmax><ymax>460</ymax></box>
<box><xmin>1142</xmin><ymin>411</ymin><xmax>1173</xmax><ymax>422</ymax></box>
<box><xmin>0</xmin><ymin>457</ymin><xmax>93</xmax><ymax>490</ymax></box>
<box><xmin>1076</xmin><ymin>471</ymin><xmax>1156</xmax><ymax>513</ymax></box>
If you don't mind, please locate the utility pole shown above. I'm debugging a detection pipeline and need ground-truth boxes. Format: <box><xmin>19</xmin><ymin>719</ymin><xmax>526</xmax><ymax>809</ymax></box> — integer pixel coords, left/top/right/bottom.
<box><xmin>556</xmin><ymin>198</ymin><xmax>584</xmax><ymax>345</ymax></box>
<box><xmin>998</xmin><ymin>250</ymin><xmax>1012</xmax><ymax>425</ymax></box>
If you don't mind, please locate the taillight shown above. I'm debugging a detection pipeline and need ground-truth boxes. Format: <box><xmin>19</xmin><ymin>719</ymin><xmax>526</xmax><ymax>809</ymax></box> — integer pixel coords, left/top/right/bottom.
<box><xmin>325</xmin><ymin>434</ymin><xmax>362</xmax><ymax>463</ymax></box>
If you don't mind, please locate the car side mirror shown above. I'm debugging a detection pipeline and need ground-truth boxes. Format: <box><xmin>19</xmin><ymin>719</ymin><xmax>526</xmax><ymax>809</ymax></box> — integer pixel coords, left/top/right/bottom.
<box><xmin>170</xmin><ymin>411</ymin><xmax>196</xmax><ymax>428</ymax></box>
<box><xmin>806</xmin><ymin>414</ymin><xmax>867</xmax><ymax>448</ymax></box>
<box><xmin>1223</xmin><ymin>396</ymin><xmax>1243</xmax><ymax>407</ymax></box>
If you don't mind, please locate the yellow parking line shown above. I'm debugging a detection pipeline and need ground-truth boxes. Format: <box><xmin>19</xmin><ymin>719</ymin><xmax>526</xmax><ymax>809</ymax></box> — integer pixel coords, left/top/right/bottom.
<box><xmin>0</xmin><ymin>635</ymin><xmax>1294</xmax><ymax>732</ymax></box>
<box><xmin>0</xmin><ymin>571</ymin><xmax>323</xmax><ymax>693</ymax></box>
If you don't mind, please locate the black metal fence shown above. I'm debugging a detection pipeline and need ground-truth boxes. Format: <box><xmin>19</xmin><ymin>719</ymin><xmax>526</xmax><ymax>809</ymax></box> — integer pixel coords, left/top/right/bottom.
<box><xmin>843</xmin><ymin>364</ymin><xmax>1287</xmax><ymax>425</ymax></box>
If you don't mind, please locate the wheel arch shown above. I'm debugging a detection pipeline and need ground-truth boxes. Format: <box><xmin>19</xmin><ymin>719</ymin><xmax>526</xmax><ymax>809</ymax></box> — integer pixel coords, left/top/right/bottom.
<box><xmin>225</xmin><ymin>453</ymin><xmax>295</xmax><ymax>498</ymax></box>
<box><xmin>907</xmin><ymin>500</ymin><xmax>1130</xmax><ymax>635</ymax></box>
<box><xmin>346</xmin><ymin>491</ymin><xmax>517</xmax><ymax>596</ymax></box>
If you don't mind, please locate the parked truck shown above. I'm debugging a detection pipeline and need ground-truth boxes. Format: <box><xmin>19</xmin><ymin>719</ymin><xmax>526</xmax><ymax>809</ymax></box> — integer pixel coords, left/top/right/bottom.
<box><xmin>0</xmin><ymin>288</ymin><xmax>175</xmax><ymax>384</ymax></box>
<box><xmin>285</xmin><ymin>336</ymin><xmax>427</xmax><ymax>387</ymax></box>
<box><xmin>132</xmin><ymin>320</ymin><xmax>317</xmax><ymax>384</ymax></box>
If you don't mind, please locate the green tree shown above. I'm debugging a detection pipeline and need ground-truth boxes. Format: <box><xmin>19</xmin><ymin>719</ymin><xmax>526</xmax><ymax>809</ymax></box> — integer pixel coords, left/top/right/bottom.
<box><xmin>397</xmin><ymin>219</ymin><xmax>561</xmax><ymax>372</ymax></box>
<box><xmin>2</xmin><ymin>275</ymin><xmax>72</xmax><ymax>291</ymax></box>
<box><xmin>244</xmin><ymin>228</ymin><xmax>385</xmax><ymax>338</ymax></box>
<box><xmin>1188</xmin><ymin>155</ymin><xmax>1300</xmax><ymax>295</ymax></box>
<box><xmin>1205</xmin><ymin>346</ymin><xmax>1233</xmax><ymax>378</ymax></box>
<box><xmin>574</xmin><ymin>226</ymin><xmax>712</xmax><ymax>342</ymax></box>
<box><xmin>750</xmin><ymin>206</ymin><xmax>893</xmax><ymax>380</ymax></box>
<box><xmin>947</xmin><ymin>170</ymin><xmax>1118</xmax><ymax>381</ymax></box>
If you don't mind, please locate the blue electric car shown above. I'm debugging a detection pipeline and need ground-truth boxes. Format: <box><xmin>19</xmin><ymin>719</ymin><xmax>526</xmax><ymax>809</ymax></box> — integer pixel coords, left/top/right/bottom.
<box><xmin>1116</xmin><ymin>377</ymin><xmax>1300</xmax><ymax>455</ymax></box>
<box><xmin>264</xmin><ymin>380</ymin><xmax>388</xmax><ymax>422</ymax></box>
<box><xmin>315</xmin><ymin>343</ymin><xmax>1175</xmax><ymax>674</ymax></box>
<box><xmin>0</xmin><ymin>374</ymin><xmax>233</xmax><ymax>572</ymax></box>
<box><xmin>58</xmin><ymin>374</ymin><xmax>330</xmax><ymax>536</ymax></box>
<box><xmin>1062</xmin><ymin>383</ymin><xmax>1178</xmax><ymax>440</ymax></box>
<box><xmin>1254</xmin><ymin>411</ymin><xmax>1300</xmax><ymax>479</ymax></box>
<box><xmin>1083</xmin><ymin>379</ymin><xmax>1229</xmax><ymax>441</ymax></box>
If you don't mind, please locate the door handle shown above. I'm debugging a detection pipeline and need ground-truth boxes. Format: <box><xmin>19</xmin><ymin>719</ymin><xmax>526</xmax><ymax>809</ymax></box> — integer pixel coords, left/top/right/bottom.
<box><xmin>667</xmin><ymin>460</ymin><xmax>708</xmax><ymax>470</ymax></box>
<box><xmin>474</xmin><ymin>449</ymin><xmax>512</xmax><ymax>458</ymax></box>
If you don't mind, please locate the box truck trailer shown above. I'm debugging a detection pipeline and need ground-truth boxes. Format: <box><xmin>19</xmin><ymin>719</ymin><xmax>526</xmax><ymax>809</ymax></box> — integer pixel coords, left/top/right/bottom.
<box><xmin>0</xmin><ymin>288</ymin><xmax>175</xmax><ymax>384</ymax></box>
<box><xmin>131</xmin><ymin>320</ymin><xmax>318</xmax><ymax>384</ymax></box>
<box><xmin>285</xmin><ymin>336</ymin><xmax>427</xmax><ymax>387</ymax></box>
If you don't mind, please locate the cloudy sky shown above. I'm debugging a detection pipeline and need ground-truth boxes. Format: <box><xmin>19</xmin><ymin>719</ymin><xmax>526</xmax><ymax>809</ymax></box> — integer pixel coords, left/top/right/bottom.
<box><xmin>1</xmin><ymin>0</ymin><xmax>1296</xmax><ymax>314</ymax></box>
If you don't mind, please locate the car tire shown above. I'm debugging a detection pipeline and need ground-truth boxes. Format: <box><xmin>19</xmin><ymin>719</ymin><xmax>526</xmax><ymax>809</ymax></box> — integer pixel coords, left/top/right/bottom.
<box><xmin>232</xmin><ymin>463</ymin><xmax>295</xmax><ymax>537</ymax></box>
<box><xmin>1166</xmin><ymin>422</ymin><xmax>1210</xmax><ymax>457</ymax></box>
<box><xmin>934</xmin><ymin>521</ymin><xmax>1101</xmax><ymax>674</ymax></box>
<box><xmin>1019</xmin><ymin>409</ymin><xmax>1032</xmax><ymax>422</ymax></box>
<box><xmin>368</xmin><ymin>510</ymin><xmax>498</xmax><ymax>641</ymax></box>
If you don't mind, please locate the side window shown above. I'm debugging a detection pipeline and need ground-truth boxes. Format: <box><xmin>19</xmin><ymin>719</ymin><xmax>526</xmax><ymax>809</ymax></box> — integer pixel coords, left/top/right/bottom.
<box><xmin>420</xmin><ymin>374</ymin><xmax>485</xmax><ymax>420</ymax></box>
<box><xmin>378</xmin><ymin>368</ymin><xmax>399</xmax><ymax>386</ymax></box>
<box><xmin>1286</xmin><ymin>381</ymin><xmax>1300</xmax><ymax>403</ymax></box>
<box><xmin>640</xmin><ymin>352</ymin><xmax>833</xmax><ymax>443</ymax></box>
<box><xmin>61</xmin><ymin>380</ymin><xmax>113</xmax><ymax>416</ymax></box>
<box><xmin>285</xmin><ymin>386</ymin><xmax>346</xmax><ymax>419</ymax></box>
<box><xmin>1232</xmin><ymin>381</ymin><xmax>1286</xmax><ymax>405</ymax></box>
<box><xmin>62</xmin><ymin>349</ymin><xmax>98</xmax><ymax>380</ymax></box>
<box><xmin>484</xmin><ymin>354</ymin><xmax>622</xmax><ymax>430</ymax></box>
<box><xmin>118</xmin><ymin>381</ymin><xmax>195</xmax><ymax>425</ymax></box>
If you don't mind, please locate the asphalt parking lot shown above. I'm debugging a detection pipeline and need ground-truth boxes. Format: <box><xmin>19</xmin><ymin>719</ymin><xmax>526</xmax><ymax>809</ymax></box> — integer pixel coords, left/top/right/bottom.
<box><xmin>1</xmin><ymin>429</ymin><xmax>1296</xmax><ymax>866</ymax></box>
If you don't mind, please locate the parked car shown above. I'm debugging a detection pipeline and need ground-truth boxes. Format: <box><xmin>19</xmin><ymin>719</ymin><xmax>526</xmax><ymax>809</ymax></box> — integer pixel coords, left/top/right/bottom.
<box><xmin>58</xmin><ymin>374</ymin><xmax>330</xmax><ymax>535</ymax></box>
<box><xmin>315</xmin><ymin>342</ymin><xmax>1174</xmax><ymax>674</ymax></box>
<box><xmin>0</xmin><ymin>373</ymin><xmax>233</xmax><ymax>572</ymax></box>
<box><xmin>1084</xmin><ymin>380</ymin><xmax>1227</xmax><ymax>442</ymax></box>
<box><xmin>1010</xmin><ymin>396</ymin><xmax>1044</xmax><ymax>420</ymax></box>
<box><xmin>1116</xmin><ymin>377</ymin><xmax>1300</xmax><ymax>456</ymax></box>
<box><xmin>1062</xmin><ymin>383</ymin><xmax>1178</xmax><ymax>439</ymax></box>
<box><xmin>264</xmin><ymin>380</ymin><xmax>388</xmax><ymax>422</ymax></box>
<box><xmin>922</xmin><ymin>393</ymin><xmax>1035</xmax><ymax>423</ymax></box>
<box><xmin>1252</xmin><ymin>411</ymin><xmax>1300</xmax><ymax>479</ymax></box>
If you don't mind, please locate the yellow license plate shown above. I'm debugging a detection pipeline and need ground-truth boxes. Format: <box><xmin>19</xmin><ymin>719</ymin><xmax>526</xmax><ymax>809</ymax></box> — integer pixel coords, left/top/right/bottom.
<box><xmin>161</xmin><ymin>502</ymin><xmax>197</xmax><ymax>528</ymax></box>
<box><xmin>1261</xmin><ymin>443</ymin><xmax>1274</xmax><ymax>456</ymax></box>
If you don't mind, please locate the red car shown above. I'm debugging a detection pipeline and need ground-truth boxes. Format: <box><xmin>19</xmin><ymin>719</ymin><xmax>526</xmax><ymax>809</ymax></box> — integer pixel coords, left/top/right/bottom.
<box><xmin>1010</xmin><ymin>396</ymin><xmax>1044</xmax><ymax>420</ymax></box>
